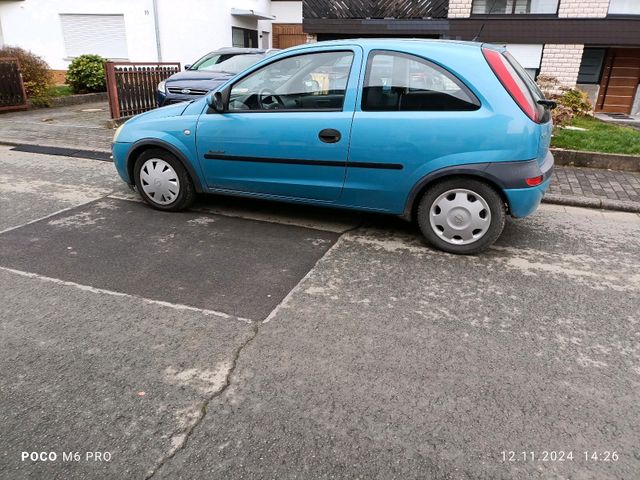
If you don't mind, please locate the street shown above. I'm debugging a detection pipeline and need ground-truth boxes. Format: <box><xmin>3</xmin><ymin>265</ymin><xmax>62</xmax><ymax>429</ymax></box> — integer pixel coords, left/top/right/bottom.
<box><xmin>1</xmin><ymin>145</ymin><xmax>639</xmax><ymax>479</ymax></box>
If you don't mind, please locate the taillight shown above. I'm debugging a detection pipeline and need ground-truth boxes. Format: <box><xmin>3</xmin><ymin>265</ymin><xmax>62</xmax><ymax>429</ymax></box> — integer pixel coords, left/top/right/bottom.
<box><xmin>482</xmin><ymin>47</ymin><xmax>539</xmax><ymax>123</ymax></box>
<box><xmin>525</xmin><ymin>175</ymin><xmax>543</xmax><ymax>187</ymax></box>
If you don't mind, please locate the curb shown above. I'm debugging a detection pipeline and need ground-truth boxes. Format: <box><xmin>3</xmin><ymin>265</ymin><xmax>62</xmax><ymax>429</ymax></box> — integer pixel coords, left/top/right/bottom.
<box><xmin>49</xmin><ymin>92</ymin><xmax>108</xmax><ymax>108</ymax></box>
<box><xmin>551</xmin><ymin>148</ymin><xmax>640</xmax><ymax>173</ymax></box>
<box><xmin>543</xmin><ymin>193</ymin><xmax>640</xmax><ymax>213</ymax></box>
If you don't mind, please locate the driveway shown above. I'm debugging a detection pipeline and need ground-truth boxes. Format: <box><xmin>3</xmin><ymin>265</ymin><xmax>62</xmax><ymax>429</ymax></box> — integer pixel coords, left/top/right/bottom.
<box><xmin>1</xmin><ymin>145</ymin><xmax>639</xmax><ymax>479</ymax></box>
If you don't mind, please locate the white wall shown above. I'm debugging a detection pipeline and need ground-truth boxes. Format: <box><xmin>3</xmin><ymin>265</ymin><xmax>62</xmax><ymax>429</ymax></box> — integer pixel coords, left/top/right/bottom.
<box><xmin>147</xmin><ymin>0</ymin><xmax>273</xmax><ymax>67</ymax></box>
<box><xmin>0</xmin><ymin>0</ymin><xmax>275</xmax><ymax>70</ymax></box>
<box><xmin>504</xmin><ymin>44</ymin><xmax>544</xmax><ymax>71</ymax></box>
<box><xmin>271</xmin><ymin>1</ymin><xmax>303</xmax><ymax>23</ymax></box>
<box><xmin>0</xmin><ymin>0</ymin><xmax>158</xmax><ymax>69</ymax></box>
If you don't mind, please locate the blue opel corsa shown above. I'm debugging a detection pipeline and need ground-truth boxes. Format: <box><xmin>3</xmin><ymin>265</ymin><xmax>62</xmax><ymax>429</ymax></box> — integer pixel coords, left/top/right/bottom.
<box><xmin>112</xmin><ymin>39</ymin><xmax>554</xmax><ymax>254</ymax></box>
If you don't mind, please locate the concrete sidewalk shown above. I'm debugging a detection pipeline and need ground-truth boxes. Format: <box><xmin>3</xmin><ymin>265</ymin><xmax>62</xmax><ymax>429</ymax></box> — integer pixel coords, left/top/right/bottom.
<box><xmin>0</xmin><ymin>101</ymin><xmax>112</xmax><ymax>152</ymax></box>
<box><xmin>1</xmin><ymin>103</ymin><xmax>639</xmax><ymax>212</ymax></box>
<box><xmin>547</xmin><ymin>166</ymin><xmax>640</xmax><ymax>212</ymax></box>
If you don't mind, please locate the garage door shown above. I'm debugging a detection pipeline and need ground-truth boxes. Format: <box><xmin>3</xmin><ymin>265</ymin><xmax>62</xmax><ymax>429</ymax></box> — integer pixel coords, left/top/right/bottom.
<box><xmin>60</xmin><ymin>14</ymin><xmax>128</xmax><ymax>60</ymax></box>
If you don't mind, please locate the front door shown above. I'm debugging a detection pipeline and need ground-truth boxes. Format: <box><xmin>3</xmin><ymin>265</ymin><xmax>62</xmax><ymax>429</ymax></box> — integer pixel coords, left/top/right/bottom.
<box><xmin>195</xmin><ymin>48</ymin><xmax>361</xmax><ymax>201</ymax></box>
<box><xmin>596</xmin><ymin>48</ymin><xmax>640</xmax><ymax>114</ymax></box>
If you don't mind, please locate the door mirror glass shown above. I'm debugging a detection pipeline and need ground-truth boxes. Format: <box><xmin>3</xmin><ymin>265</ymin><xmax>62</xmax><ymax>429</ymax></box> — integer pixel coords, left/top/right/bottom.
<box><xmin>207</xmin><ymin>91</ymin><xmax>226</xmax><ymax>112</ymax></box>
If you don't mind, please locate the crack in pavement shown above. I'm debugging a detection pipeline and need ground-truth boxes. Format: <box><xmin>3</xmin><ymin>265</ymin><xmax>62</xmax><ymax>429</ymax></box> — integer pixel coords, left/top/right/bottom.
<box><xmin>144</xmin><ymin>323</ymin><xmax>260</xmax><ymax>480</ymax></box>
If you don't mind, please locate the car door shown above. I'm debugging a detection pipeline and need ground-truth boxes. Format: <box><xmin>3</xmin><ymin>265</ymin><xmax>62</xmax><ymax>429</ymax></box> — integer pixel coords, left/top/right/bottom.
<box><xmin>195</xmin><ymin>47</ymin><xmax>362</xmax><ymax>201</ymax></box>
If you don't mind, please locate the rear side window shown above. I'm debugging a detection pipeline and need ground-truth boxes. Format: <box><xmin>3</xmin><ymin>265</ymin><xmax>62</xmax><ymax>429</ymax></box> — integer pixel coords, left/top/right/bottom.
<box><xmin>362</xmin><ymin>51</ymin><xmax>480</xmax><ymax>112</ymax></box>
<box><xmin>502</xmin><ymin>51</ymin><xmax>544</xmax><ymax>101</ymax></box>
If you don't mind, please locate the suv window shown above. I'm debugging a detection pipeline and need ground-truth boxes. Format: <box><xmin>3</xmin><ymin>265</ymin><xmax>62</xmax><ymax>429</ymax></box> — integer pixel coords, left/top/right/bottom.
<box><xmin>229</xmin><ymin>51</ymin><xmax>354</xmax><ymax>112</ymax></box>
<box><xmin>362</xmin><ymin>51</ymin><xmax>480</xmax><ymax>112</ymax></box>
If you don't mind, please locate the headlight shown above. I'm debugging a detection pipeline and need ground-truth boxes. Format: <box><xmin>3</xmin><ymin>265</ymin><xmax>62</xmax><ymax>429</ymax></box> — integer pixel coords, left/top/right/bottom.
<box><xmin>158</xmin><ymin>80</ymin><xmax>166</xmax><ymax>93</ymax></box>
<box><xmin>113</xmin><ymin>124</ymin><xmax>124</xmax><ymax>142</ymax></box>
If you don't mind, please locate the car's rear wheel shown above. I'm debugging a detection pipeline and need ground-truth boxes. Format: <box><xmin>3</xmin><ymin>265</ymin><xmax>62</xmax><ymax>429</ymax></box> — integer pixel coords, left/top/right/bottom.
<box><xmin>133</xmin><ymin>149</ymin><xmax>195</xmax><ymax>211</ymax></box>
<box><xmin>417</xmin><ymin>178</ymin><xmax>506</xmax><ymax>254</ymax></box>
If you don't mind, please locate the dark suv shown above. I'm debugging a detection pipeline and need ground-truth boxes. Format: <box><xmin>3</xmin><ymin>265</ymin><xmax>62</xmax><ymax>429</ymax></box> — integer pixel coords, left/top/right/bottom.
<box><xmin>156</xmin><ymin>48</ymin><xmax>275</xmax><ymax>106</ymax></box>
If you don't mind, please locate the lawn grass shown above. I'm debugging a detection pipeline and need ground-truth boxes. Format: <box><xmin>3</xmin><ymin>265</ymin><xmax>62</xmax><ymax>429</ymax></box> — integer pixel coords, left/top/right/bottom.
<box><xmin>552</xmin><ymin>115</ymin><xmax>640</xmax><ymax>155</ymax></box>
<box><xmin>48</xmin><ymin>84</ymin><xmax>74</xmax><ymax>97</ymax></box>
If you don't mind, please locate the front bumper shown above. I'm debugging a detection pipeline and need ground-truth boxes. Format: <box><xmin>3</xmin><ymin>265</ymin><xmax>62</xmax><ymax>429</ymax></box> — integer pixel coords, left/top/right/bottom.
<box><xmin>156</xmin><ymin>91</ymin><xmax>205</xmax><ymax>107</ymax></box>
<box><xmin>112</xmin><ymin>141</ymin><xmax>133</xmax><ymax>184</ymax></box>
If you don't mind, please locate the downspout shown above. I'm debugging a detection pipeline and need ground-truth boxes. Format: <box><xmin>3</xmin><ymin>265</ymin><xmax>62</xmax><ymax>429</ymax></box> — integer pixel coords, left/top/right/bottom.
<box><xmin>152</xmin><ymin>0</ymin><xmax>162</xmax><ymax>62</ymax></box>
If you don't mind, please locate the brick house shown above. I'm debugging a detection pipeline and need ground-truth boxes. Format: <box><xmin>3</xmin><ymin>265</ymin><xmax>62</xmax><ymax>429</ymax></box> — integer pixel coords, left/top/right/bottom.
<box><xmin>303</xmin><ymin>0</ymin><xmax>640</xmax><ymax>115</ymax></box>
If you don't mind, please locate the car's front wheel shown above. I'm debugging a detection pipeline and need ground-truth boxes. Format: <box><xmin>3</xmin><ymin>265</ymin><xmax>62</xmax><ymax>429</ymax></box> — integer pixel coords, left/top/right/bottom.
<box><xmin>134</xmin><ymin>149</ymin><xmax>195</xmax><ymax>211</ymax></box>
<box><xmin>417</xmin><ymin>178</ymin><xmax>506</xmax><ymax>254</ymax></box>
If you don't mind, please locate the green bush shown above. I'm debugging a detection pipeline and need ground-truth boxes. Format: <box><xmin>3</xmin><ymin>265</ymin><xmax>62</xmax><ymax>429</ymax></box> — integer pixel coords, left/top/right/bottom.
<box><xmin>559</xmin><ymin>89</ymin><xmax>593</xmax><ymax>117</ymax></box>
<box><xmin>536</xmin><ymin>75</ymin><xmax>593</xmax><ymax>126</ymax></box>
<box><xmin>0</xmin><ymin>45</ymin><xmax>53</xmax><ymax>106</ymax></box>
<box><xmin>66</xmin><ymin>54</ymin><xmax>106</xmax><ymax>93</ymax></box>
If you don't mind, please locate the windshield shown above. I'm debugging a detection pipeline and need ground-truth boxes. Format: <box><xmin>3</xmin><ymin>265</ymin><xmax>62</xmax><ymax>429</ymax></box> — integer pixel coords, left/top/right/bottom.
<box><xmin>189</xmin><ymin>53</ymin><xmax>263</xmax><ymax>74</ymax></box>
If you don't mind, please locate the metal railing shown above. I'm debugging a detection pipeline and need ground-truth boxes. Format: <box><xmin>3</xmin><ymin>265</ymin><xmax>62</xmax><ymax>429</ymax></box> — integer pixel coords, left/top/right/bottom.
<box><xmin>303</xmin><ymin>0</ymin><xmax>449</xmax><ymax>19</ymax></box>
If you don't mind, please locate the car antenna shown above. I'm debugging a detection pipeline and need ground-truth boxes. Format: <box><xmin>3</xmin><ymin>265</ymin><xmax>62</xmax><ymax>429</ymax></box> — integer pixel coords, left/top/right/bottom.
<box><xmin>472</xmin><ymin>0</ymin><xmax>498</xmax><ymax>41</ymax></box>
<box><xmin>472</xmin><ymin>24</ymin><xmax>485</xmax><ymax>42</ymax></box>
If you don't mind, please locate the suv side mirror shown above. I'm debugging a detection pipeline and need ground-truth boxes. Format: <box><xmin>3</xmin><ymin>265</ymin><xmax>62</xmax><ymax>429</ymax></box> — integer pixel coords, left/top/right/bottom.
<box><xmin>184</xmin><ymin>64</ymin><xmax>191</xmax><ymax>70</ymax></box>
<box><xmin>207</xmin><ymin>91</ymin><xmax>226</xmax><ymax>113</ymax></box>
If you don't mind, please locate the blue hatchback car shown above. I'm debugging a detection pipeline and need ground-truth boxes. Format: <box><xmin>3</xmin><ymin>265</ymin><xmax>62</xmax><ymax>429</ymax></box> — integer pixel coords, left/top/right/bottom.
<box><xmin>112</xmin><ymin>39</ymin><xmax>554</xmax><ymax>254</ymax></box>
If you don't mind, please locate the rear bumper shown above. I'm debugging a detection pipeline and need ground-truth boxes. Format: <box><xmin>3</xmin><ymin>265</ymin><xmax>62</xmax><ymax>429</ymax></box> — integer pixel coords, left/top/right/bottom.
<box><xmin>503</xmin><ymin>151</ymin><xmax>554</xmax><ymax>218</ymax></box>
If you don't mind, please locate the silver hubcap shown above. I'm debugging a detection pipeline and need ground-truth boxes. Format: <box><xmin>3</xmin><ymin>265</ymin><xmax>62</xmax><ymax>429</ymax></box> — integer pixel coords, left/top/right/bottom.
<box><xmin>140</xmin><ymin>158</ymin><xmax>180</xmax><ymax>205</ymax></box>
<box><xmin>429</xmin><ymin>188</ymin><xmax>491</xmax><ymax>245</ymax></box>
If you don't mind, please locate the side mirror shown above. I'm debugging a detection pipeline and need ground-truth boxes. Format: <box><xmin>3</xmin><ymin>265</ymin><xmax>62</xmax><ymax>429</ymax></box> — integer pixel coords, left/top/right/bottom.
<box><xmin>184</xmin><ymin>64</ymin><xmax>191</xmax><ymax>70</ymax></box>
<box><xmin>207</xmin><ymin>91</ymin><xmax>226</xmax><ymax>113</ymax></box>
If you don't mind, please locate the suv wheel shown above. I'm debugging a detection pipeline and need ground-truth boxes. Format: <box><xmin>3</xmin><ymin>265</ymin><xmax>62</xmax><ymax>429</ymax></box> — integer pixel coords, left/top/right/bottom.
<box><xmin>417</xmin><ymin>178</ymin><xmax>506</xmax><ymax>254</ymax></box>
<box><xmin>134</xmin><ymin>149</ymin><xmax>195</xmax><ymax>211</ymax></box>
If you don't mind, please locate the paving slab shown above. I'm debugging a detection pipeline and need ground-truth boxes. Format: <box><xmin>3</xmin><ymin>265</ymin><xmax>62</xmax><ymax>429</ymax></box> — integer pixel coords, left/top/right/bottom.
<box><xmin>155</xmin><ymin>206</ymin><xmax>640</xmax><ymax>480</ymax></box>
<box><xmin>0</xmin><ymin>146</ymin><xmax>124</xmax><ymax>231</ymax></box>
<box><xmin>0</xmin><ymin>197</ymin><xmax>339</xmax><ymax>320</ymax></box>
<box><xmin>0</xmin><ymin>267</ymin><xmax>255</xmax><ymax>480</ymax></box>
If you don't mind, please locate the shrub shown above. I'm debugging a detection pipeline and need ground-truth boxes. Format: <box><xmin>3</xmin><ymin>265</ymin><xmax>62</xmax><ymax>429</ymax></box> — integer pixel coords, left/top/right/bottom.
<box><xmin>0</xmin><ymin>45</ymin><xmax>53</xmax><ymax>106</ymax></box>
<box><xmin>536</xmin><ymin>75</ymin><xmax>593</xmax><ymax>127</ymax></box>
<box><xmin>66</xmin><ymin>54</ymin><xmax>106</xmax><ymax>93</ymax></box>
<box><xmin>559</xmin><ymin>88</ymin><xmax>593</xmax><ymax>117</ymax></box>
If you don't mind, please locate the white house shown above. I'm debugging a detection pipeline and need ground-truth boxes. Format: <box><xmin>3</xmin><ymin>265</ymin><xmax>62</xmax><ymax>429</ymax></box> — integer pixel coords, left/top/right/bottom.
<box><xmin>0</xmin><ymin>0</ymin><xmax>303</xmax><ymax>74</ymax></box>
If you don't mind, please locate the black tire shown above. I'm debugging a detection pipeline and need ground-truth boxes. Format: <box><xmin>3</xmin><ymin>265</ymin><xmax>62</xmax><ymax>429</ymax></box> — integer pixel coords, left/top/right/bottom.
<box><xmin>416</xmin><ymin>178</ymin><xmax>506</xmax><ymax>255</ymax></box>
<box><xmin>133</xmin><ymin>148</ymin><xmax>195</xmax><ymax>211</ymax></box>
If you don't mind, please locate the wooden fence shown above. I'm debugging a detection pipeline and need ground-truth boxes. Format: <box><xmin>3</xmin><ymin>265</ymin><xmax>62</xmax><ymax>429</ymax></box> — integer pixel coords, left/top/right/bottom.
<box><xmin>0</xmin><ymin>58</ymin><xmax>28</xmax><ymax>112</ymax></box>
<box><xmin>303</xmin><ymin>0</ymin><xmax>449</xmax><ymax>19</ymax></box>
<box><xmin>105</xmin><ymin>61</ymin><xmax>181</xmax><ymax>120</ymax></box>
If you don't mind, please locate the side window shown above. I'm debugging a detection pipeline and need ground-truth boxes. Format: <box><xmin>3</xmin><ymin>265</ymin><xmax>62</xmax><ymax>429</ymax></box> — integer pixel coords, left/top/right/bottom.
<box><xmin>229</xmin><ymin>51</ymin><xmax>354</xmax><ymax>112</ymax></box>
<box><xmin>362</xmin><ymin>51</ymin><xmax>480</xmax><ymax>112</ymax></box>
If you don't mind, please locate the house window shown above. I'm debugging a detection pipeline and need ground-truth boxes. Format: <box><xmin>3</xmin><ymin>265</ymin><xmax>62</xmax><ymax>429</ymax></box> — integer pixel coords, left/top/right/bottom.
<box><xmin>232</xmin><ymin>27</ymin><xmax>258</xmax><ymax>48</ymax></box>
<box><xmin>471</xmin><ymin>0</ymin><xmax>559</xmax><ymax>15</ymax></box>
<box><xmin>609</xmin><ymin>0</ymin><xmax>640</xmax><ymax>15</ymax></box>
<box><xmin>577</xmin><ymin>48</ymin><xmax>606</xmax><ymax>84</ymax></box>
<box><xmin>59</xmin><ymin>14</ymin><xmax>128</xmax><ymax>59</ymax></box>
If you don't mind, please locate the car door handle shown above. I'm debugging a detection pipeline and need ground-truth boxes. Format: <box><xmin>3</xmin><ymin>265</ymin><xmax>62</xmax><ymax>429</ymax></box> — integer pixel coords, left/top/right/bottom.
<box><xmin>318</xmin><ymin>129</ymin><xmax>341</xmax><ymax>144</ymax></box>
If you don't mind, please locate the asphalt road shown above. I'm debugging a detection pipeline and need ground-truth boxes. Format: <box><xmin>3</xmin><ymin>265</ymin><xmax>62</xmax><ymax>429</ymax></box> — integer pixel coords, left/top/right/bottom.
<box><xmin>1</xmin><ymin>146</ymin><xmax>639</xmax><ymax>479</ymax></box>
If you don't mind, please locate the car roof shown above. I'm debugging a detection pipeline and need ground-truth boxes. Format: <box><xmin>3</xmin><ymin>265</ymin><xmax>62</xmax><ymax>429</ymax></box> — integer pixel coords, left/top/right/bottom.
<box><xmin>279</xmin><ymin>38</ymin><xmax>504</xmax><ymax>54</ymax></box>
<box><xmin>208</xmin><ymin>47</ymin><xmax>267</xmax><ymax>55</ymax></box>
